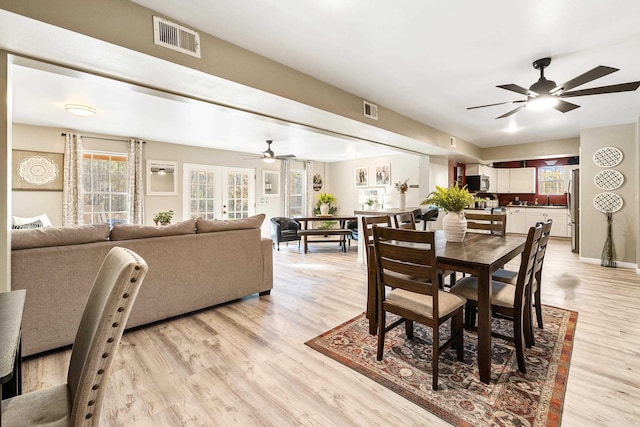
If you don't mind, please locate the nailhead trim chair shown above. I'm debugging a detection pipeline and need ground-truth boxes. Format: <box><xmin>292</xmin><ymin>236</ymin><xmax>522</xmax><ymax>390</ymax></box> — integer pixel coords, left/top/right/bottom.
<box><xmin>1</xmin><ymin>247</ymin><xmax>149</xmax><ymax>426</ymax></box>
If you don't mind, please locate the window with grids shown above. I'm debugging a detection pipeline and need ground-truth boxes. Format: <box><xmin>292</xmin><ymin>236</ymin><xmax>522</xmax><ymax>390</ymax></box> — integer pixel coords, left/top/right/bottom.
<box><xmin>189</xmin><ymin>169</ymin><xmax>216</xmax><ymax>219</ymax></box>
<box><xmin>226</xmin><ymin>171</ymin><xmax>250</xmax><ymax>219</ymax></box>
<box><xmin>289</xmin><ymin>169</ymin><xmax>305</xmax><ymax>217</ymax></box>
<box><xmin>538</xmin><ymin>166</ymin><xmax>565</xmax><ymax>195</ymax></box>
<box><xmin>83</xmin><ymin>151</ymin><xmax>130</xmax><ymax>224</ymax></box>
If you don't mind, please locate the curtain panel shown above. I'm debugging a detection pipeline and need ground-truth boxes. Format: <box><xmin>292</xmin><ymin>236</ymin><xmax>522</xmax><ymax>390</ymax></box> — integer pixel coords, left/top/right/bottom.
<box><xmin>62</xmin><ymin>133</ymin><xmax>84</xmax><ymax>225</ymax></box>
<box><xmin>128</xmin><ymin>139</ymin><xmax>144</xmax><ymax>224</ymax></box>
<box><xmin>305</xmin><ymin>161</ymin><xmax>314</xmax><ymax>216</ymax></box>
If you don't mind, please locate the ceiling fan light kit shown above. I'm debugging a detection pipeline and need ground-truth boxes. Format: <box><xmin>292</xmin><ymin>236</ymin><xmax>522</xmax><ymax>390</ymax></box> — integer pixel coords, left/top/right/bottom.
<box><xmin>468</xmin><ymin>57</ymin><xmax>640</xmax><ymax>119</ymax></box>
<box><xmin>259</xmin><ymin>140</ymin><xmax>295</xmax><ymax>162</ymax></box>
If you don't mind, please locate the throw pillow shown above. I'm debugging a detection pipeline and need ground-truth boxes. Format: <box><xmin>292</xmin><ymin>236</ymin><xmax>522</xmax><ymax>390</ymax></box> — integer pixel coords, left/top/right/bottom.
<box><xmin>12</xmin><ymin>213</ymin><xmax>53</xmax><ymax>228</ymax></box>
<box><xmin>12</xmin><ymin>219</ymin><xmax>43</xmax><ymax>229</ymax></box>
<box><xmin>110</xmin><ymin>219</ymin><xmax>197</xmax><ymax>240</ymax></box>
<box><xmin>196</xmin><ymin>213</ymin><xmax>265</xmax><ymax>233</ymax></box>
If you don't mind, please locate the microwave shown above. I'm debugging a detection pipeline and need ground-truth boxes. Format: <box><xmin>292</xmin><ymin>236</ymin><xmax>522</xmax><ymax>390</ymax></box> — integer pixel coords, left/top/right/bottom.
<box><xmin>466</xmin><ymin>175</ymin><xmax>490</xmax><ymax>192</ymax></box>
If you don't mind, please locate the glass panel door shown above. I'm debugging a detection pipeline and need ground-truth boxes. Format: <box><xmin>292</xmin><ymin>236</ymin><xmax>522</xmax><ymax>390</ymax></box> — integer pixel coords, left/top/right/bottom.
<box><xmin>222</xmin><ymin>168</ymin><xmax>255</xmax><ymax>220</ymax></box>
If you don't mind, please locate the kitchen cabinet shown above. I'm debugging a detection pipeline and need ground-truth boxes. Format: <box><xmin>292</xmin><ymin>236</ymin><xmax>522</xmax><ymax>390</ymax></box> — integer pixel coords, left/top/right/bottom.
<box><xmin>525</xmin><ymin>208</ymin><xmax>569</xmax><ymax>237</ymax></box>
<box><xmin>506</xmin><ymin>207</ymin><xmax>526</xmax><ymax>234</ymax></box>
<box><xmin>496</xmin><ymin>169</ymin><xmax>510</xmax><ymax>193</ymax></box>
<box><xmin>509</xmin><ymin>167</ymin><xmax>536</xmax><ymax>193</ymax></box>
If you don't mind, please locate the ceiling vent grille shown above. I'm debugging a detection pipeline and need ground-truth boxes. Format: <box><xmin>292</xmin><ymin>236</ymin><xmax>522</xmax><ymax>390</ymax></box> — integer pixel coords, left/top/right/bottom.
<box><xmin>153</xmin><ymin>16</ymin><xmax>201</xmax><ymax>58</ymax></box>
<box><xmin>363</xmin><ymin>100</ymin><xmax>378</xmax><ymax>120</ymax></box>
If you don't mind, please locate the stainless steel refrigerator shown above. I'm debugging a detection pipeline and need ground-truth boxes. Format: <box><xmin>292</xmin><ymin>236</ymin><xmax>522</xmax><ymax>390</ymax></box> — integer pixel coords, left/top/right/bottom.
<box><xmin>568</xmin><ymin>168</ymin><xmax>580</xmax><ymax>253</ymax></box>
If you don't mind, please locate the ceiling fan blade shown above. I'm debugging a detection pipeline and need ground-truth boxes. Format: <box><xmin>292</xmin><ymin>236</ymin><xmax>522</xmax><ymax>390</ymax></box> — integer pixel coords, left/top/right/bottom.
<box><xmin>552</xmin><ymin>66</ymin><xmax>618</xmax><ymax>94</ymax></box>
<box><xmin>275</xmin><ymin>154</ymin><xmax>296</xmax><ymax>160</ymax></box>
<box><xmin>497</xmin><ymin>84</ymin><xmax>531</xmax><ymax>96</ymax></box>
<box><xmin>553</xmin><ymin>99</ymin><xmax>581</xmax><ymax>113</ymax></box>
<box><xmin>496</xmin><ymin>105</ymin><xmax>525</xmax><ymax>119</ymax></box>
<box><xmin>467</xmin><ymin>100</ymin><xmax>524</xmax><ymax>110</ymax></box>
<box><xmin>559</xmin><ymin>81</ymin><xmax>640</xmax><ymax>98</ymax></box>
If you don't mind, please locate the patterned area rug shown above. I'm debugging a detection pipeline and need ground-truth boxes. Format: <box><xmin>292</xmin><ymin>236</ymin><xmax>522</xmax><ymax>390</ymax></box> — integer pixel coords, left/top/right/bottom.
<box><xmin>306</xmin><ymin>305</ymin><xmax>577</xmax><ymax>427</ymax></box>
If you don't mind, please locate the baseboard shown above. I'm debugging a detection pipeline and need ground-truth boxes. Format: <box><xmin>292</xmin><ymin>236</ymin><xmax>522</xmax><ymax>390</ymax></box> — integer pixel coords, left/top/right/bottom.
<box><xmin>580</xmin><ymin>256</ymin><xmax>638</xmax><ymax>271</ymax></box>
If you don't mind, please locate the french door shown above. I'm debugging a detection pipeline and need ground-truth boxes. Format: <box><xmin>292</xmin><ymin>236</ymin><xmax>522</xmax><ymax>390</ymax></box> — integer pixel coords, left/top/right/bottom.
<box><xmin>183</xmin><ymin>164</ymin><xmax>255</xmax><ymax>220</ymax></box>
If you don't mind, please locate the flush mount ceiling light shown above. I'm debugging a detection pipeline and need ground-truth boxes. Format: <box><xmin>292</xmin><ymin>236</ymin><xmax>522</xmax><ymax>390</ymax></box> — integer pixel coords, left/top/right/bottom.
<box><xmin>65</xmin><ymin>104</ymin><xmax>96</xmax><ymax>116</ymax></box>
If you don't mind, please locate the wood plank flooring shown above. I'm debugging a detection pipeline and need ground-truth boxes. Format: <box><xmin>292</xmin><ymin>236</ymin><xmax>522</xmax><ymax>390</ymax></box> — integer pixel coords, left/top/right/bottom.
<box><xmin>21</xmin><ymin>239</ymin><xmax>640</xmax><ymax>426</ymax></box>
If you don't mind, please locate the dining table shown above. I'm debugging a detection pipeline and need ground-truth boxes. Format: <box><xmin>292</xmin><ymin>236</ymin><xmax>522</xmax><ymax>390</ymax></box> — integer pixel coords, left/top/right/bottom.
<box><xmin>367</xmin><ymin>230</ymin><xmax>527</xmax><ymax>384</ymax></box>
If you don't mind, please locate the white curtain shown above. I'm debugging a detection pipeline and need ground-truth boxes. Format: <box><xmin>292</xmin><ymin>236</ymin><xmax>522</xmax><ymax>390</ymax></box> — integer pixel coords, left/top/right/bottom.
<box><xmin>281</xmin><ymin>160</ymin><xmax>291</xmax><ymax>216</ymax></box>
<box><xmin>62</xmin><ymin>133</ymin><xmax>84</xmax><ymax>225</ymax></box>
<box><xmin>128</xmin><ymin>139</ymin><xmax>144</xmax><ymax>224</ymax></box>
<box><xmin>305</xmin><ymin>161</ymin><xmax>314</xmax><ymax>216</ymax></box>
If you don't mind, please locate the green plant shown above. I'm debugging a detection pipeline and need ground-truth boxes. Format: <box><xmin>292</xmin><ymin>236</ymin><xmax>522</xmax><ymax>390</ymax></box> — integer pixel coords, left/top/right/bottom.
<box><xmin>420</xmin><ymin>185</ymin><xmax>477</xmax><ymax>212</ymax></box>
<box><xmin>314</xmin><ymin>193</ymin><xmax>338</xmax><ymax>216</ymax></box>
<box><xmin>365</xmin><ymin>198</ymin><xmax>376</xmax><ymax>206</ymax></box>
<box><xmin>153</xmin><ymin>210</ymin><xmax>174</xmax><ymax>225</ymax></box>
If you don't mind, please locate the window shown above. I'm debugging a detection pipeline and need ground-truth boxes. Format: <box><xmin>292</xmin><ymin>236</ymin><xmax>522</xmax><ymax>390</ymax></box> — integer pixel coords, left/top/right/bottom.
<box><xmin>538</xmin><ymin>166</ymin><xmax>564</xmax><ymax>195</ymax></box>
<box><xmin>83</xmin><ymin>151</ymin><xmax>130</xmax><ymax>224</ymax></box>
<box><xmin>189</xmin><ymin>167</ymin><xmax>217</xmax><ymax>220</ymax></box>
<box><xmin>289</xmin><ymin>169</ymin><xmax>305</xmax><ymax>217</ymax></box>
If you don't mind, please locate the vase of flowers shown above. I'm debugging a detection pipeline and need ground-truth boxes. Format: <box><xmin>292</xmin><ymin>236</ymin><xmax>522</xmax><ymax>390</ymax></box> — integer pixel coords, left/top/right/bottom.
<box><xmin>420</xmin><ymin>185</ymin><xmax>476</xmax><ymax>242</ymax></box>
<box><xmin>394</xmin><ymin>179</ymin><xmax>409</xmax><ymax>210</ymax></box>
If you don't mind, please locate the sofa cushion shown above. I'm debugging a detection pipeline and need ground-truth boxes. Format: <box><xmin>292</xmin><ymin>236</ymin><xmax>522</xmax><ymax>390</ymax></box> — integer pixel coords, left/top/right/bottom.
<box><xmin>13</xmin><ymin>213</ymin><xmax>52</xmax><ymax>228</ymax></box>
<box><xmin>196</xmin><ymin>213</ymin><xmax>265</xmax><ymax>233</ymax></box>
<box><xmin>110</xmin><ymin>219</ymin><xmax>196</xmax><ymax>241</ymax></box>
<box><xmin>12</xmin><ymin>223</ymin><xmax>111</xmax><ymax>250</ymax></box>
<box><xmin>12</xmin><ymin>219</ymin><xmax>44</xmax><ymax>230</ymax></box>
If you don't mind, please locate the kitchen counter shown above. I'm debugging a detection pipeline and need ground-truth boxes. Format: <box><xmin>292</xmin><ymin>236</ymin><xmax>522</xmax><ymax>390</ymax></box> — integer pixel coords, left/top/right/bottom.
<box><xmin>504</xmin><ymin>205</ymin><xmax>567</xmax><ymax>209</ymax></box>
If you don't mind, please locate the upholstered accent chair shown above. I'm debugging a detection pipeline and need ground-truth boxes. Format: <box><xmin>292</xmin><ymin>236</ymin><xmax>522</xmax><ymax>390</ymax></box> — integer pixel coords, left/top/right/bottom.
<box><xmin>270</xmin><ymin>217</ymin><xmax>301</xmax><ymax>250</ymax></box>
<box><xmin>1</xmin><ymin>247</ymin><xmax>148</xmax><ymax>426</ymax></box>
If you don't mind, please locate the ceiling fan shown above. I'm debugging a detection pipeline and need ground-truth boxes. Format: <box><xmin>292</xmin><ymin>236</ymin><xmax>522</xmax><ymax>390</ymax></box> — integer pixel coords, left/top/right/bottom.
<box><xmin>468</xmin><ymin>57</ymin><xmax>640</xmax><ymax>119</ymax></box>
<box><xmin>258</xmin><ymin>140</ymin><xmax>296</xmax><ymax>162</ymax></box>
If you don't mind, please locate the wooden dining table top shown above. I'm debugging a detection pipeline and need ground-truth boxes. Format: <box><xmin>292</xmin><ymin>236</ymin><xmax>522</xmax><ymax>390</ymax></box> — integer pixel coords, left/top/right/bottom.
<box><xmin>434</xmin><ymin>231</ymin><xmax>527</xmax><ymax>270</ymax></box>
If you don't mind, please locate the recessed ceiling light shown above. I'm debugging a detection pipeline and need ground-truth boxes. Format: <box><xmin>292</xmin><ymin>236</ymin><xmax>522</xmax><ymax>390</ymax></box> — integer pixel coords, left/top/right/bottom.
<box><xmin>65</xmin><ymin>104</ymin><xmax>96</xmax><ymax>116</ymax></box>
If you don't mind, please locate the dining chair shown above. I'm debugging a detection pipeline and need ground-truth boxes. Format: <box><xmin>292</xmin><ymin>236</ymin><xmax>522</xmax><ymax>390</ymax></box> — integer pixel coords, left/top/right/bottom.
<box><xmin>1</xmin><ymin>247</ymin><xmax>149</xmax><ymax>426</ymax></box>
<box><xmin>492</xmin><ymin>219</ymin><xmax>553</xmax><ymax>343</ymax></box>
<box><xmin>361</xmin><ymin>215</ymin><xmax>393</xmax><ymax>334</ymax></box>
<box><xmin>392</xmin><ymin>212</ymin><xmax>416</xmax><ymax>229</ymax></box>
<box><xmin>420</xmin><ymin>208</ymin><xmax>439</xmax><ymax>231</ymax></box>
<box><xmin>372</xmin><ymin>226</ymin><xmax>466</xmax><ymax>390</ymax></box>
<box><xmin>465</xmin><ymin>212</ymin><xmax>507</xmax><ymax>235</ymax></box>
<box><xmin>449</xmin><ymin>224</ymin><xmax>543</xmax><ymax>373</ymax></box>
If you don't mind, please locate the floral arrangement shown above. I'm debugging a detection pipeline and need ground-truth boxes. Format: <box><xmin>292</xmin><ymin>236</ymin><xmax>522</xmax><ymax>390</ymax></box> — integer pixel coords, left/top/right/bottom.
<box><xmin>420</xmin><ymin>185</ymin><xmax>477</xmax><ymax>212</ymax></box>
<box><xmin>153</xmin><ymin>210</ymin><xmax>174</xmax><ymax>225</ymax></box>
<box><xmin>394</xmin><ymin>179</ymin><xmax>409</xmax><ymax>194</ymax></box>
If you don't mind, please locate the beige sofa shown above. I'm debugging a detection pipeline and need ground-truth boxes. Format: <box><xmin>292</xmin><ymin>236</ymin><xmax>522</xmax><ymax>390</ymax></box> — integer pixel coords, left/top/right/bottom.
<box><xmin>11</xmin><ymin>215</ymin><xmax>273</xmax><ymax>356</ymax></box>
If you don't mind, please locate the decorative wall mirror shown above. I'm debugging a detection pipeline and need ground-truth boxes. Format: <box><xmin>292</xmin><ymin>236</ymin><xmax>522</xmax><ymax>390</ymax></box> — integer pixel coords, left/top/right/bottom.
<box><xmin>147</xmin><ymin>160</ymin><xmax>178</xmax><ymax>196</ymax></box>
<box><xmin>263</xmin><ymin>170</ymin><xmax>280</xmax><ymax>197</ymax></box>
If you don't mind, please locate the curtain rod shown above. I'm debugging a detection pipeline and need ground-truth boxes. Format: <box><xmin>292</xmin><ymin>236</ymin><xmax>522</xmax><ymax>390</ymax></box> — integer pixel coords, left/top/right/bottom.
<box><xmin>60</xmin><ymin>133</ymin><xmax>144</xmax><ymax>143</ymax></box>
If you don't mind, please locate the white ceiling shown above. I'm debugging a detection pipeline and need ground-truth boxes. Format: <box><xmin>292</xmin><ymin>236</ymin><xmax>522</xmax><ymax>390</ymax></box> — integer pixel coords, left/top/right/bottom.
<box><xmin>5</xmin><ymin>1</ymin><xmax>640</xmax><ymax>162</ymax></box>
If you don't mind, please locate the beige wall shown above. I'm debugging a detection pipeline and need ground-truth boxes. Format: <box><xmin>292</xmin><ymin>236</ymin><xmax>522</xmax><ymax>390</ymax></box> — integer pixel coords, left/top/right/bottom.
<box><xmin>482</xmin><ymin>138</ymin><xmax>580</xmax><ymax>163</ymax></box>
<box><xmin>580</xmin><ymin>124</ymin><xmax>637</xmax><ymax>265</ymax></box>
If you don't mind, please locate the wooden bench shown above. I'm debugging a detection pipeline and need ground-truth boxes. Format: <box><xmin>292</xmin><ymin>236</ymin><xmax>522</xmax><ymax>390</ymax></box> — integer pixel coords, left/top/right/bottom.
<box><xmin>297</xmin><ymin>229</ymin><xmax>352</xmax><ymax>253</ymax></box>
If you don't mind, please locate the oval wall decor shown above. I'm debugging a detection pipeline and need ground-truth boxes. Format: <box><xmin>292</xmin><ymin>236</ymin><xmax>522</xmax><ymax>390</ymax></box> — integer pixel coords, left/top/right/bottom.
<box><xmin>594</xmin><ymin>169</ymin><xmax>624</xmax><ymax>190</ymax></box>
<box><xmin>593</xmin><ymin>146</ymin><xmax>623</xmax><ymax>168</ymax></box>
<box><xmin>593</xmin><ymin>192</ymin><xmax>623</xmax><ymax>213</ymax></box>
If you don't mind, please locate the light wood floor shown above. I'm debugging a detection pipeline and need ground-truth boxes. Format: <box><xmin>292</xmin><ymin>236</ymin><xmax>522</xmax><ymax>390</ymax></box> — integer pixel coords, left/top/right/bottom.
<box><xmin>22</xmin><ymin>238</ymin><xmax>640</xmax><ymax>426</ymax></box>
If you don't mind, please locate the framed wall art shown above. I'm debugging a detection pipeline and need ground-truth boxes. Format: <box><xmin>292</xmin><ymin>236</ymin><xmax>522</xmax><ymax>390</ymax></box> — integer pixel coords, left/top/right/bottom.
<box><xmin>375</xmin><ymin>164</ymin><xmax>390</xmax><ymax>186</ymax></box>
<box><xmin>12</xmin><ymin>150</ymin><xmax>64</xmax><ymax>191</ymax></box>
<box><xmin>355</xmin><ymin>166</ymin><xmax>368</xmax><ymax>187</ymax></box>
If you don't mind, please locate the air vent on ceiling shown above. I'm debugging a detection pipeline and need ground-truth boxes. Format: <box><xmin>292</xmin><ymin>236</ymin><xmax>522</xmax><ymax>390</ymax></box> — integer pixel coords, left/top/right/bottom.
<box><xmin>449</xmin><ymin>136</ymin><xmax>457</xmax><ymax>148</ymax></box>
<box><xmin>363</xmin><ymin>100</ymin><xmax>378</xmax><ymax>120</ymax></box>
<box><xmin>153</xmin><ymin>16</ymin><xmax>201</xmax><ymax>58</ymax></box>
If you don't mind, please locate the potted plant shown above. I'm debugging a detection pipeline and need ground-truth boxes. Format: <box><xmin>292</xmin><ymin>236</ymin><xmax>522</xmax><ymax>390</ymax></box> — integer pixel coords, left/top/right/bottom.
<box><xmin>153</xmin><ymin>210</ymin><xmax>174</xmax><ymax>226</ymax></box>
<box><xmin>364</xmin><ymin>198</ymin><xmax>376</xmax><ymax>210</ymax></box>
<box><xmin>394</xmin><ymin>178</ymin><xmax>409</xmax><ymax>209</ymax></box>
<box><xmin>420</xmin><ymin>185</ymin><xmax>477</xmax><ymax>242</ymax></box>
<box><xmin>315</xmin><ymin>193</ymin><xmax>337</xmax><ymax>216</ymax></box>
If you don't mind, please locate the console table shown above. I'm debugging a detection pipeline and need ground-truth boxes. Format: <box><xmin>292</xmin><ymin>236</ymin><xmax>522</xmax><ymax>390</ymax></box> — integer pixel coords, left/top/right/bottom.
<box><xmin>294</xmin><ymin>216</ymin><xmax>356</xmax><ymax>253</ymax></box>
<box><xmin>1</xmin><ymin>289</ymin><xmax>26</xmax><ymax>408</ymax></box>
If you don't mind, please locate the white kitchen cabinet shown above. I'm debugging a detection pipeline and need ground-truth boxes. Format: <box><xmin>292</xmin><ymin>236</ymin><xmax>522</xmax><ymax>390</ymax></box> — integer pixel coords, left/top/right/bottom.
<box><xmin>509</xmin><ymin>167</ymin><xmax>536</xmax><ymax>193</ymax></box>
<box><xmin>506</xmin><ymin>207</ymin><xmax>526</xmax><ymax>234</ymax></box>
<box><xmin>486</xmin><ymin>166</ymin><xmax>497</xmax><ymax>193</ymax></box>
<box><xmin>525</xmin><ymin>208</ymin><xmax>569</xmax><ymax>237</ymax></box>
<box><xmin>496</xmin><ymin>169</ymin><xmax>510</xmax><ymax>193</ymax></box>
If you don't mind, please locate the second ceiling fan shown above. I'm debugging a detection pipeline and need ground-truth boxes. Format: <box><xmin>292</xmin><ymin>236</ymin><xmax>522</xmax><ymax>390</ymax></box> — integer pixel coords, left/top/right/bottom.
<box><xmin>468</xmin><ymin>57</ymin><xmax>640</xmax><ymax>119</ymax></box>
<box><xmin>260</xmin><ymin>140</ymin><xmax>296</xmax><ymax>162</ymax></box>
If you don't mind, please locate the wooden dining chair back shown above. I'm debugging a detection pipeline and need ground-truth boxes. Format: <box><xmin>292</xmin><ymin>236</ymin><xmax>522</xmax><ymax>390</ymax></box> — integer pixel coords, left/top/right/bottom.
<box><xmin>372</xmin><ymin>226</ymin><xmax>466</xmax><ymax>390</ymax></box>
<box><xmin>361</xmin><ymin>215</ymin><xmax>392</xmax><ymax>334</ymax></box>
<box><xmin>492</xmin><ymin>219</ymin><xmax>552</xmax><ymax>341</ymax></box>
<box><xmin>1</xmin><ymin>247</ymin><xmax>149</xmax><ymax>426</ymax></box>
<box><xmin>465</xmin><ymin>212</ymin><xmax>507</xmax><ymax>235</ymax></box>
<box><xmin>392</xmin><ymin>212</ymin><xmax>417</xmax><ymax>229</ymax></box>
<box><xmin>449</xmin><ymin>224</ymin><xmax>543</xmax><ymax>373</ymax></box>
